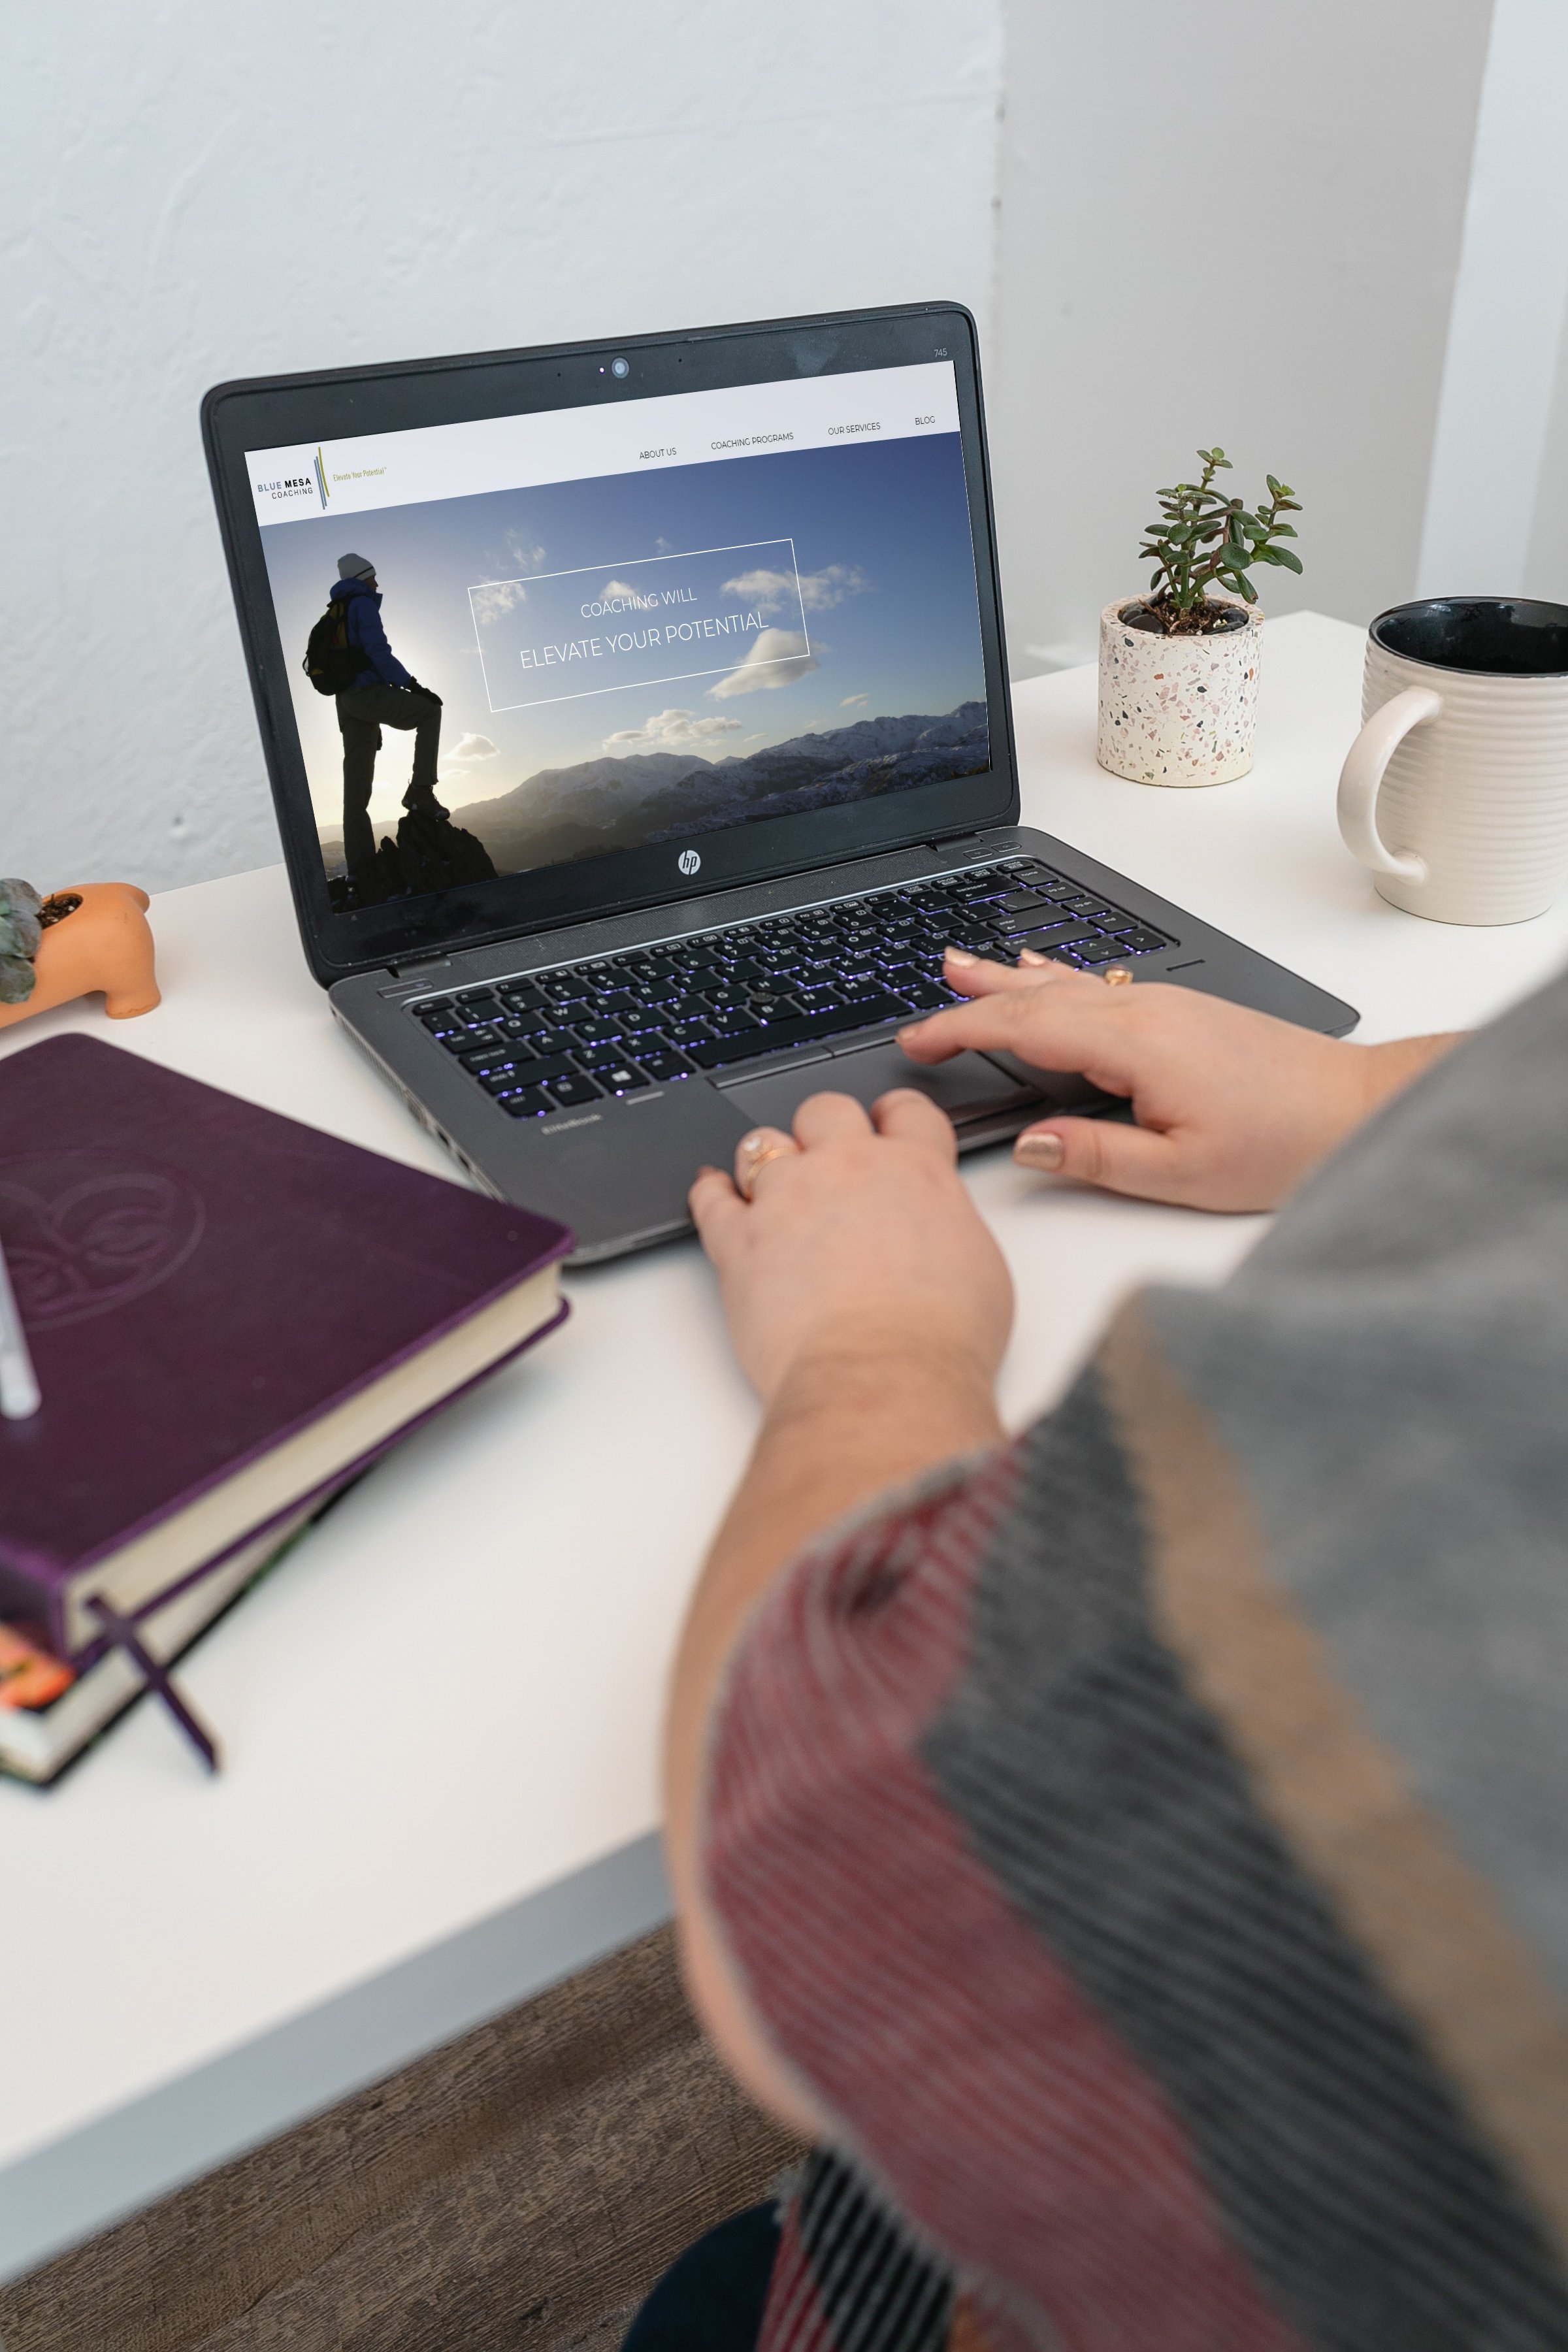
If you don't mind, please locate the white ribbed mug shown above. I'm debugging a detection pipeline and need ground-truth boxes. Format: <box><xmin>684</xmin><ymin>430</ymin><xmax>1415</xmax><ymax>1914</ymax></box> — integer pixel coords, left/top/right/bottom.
<box><xmin>1337</xmin><ymin>597</ymin><xmax>1568</xmax><ymax>923</ymax></box>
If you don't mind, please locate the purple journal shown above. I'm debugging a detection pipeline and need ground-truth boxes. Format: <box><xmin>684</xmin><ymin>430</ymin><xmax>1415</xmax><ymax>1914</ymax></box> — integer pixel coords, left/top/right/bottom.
<box><xmin>0</xmin><ymin>1034</ymin><xmax>573</xmax><ymax>1656</ymax></box>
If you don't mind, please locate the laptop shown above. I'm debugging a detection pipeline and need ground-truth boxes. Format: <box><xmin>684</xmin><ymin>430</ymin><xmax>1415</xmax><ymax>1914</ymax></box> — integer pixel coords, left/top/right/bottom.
<box><xmin>203</xmin><ymin>302</ymin><xmax>1355</xmax><ymax>1263</ymax></box>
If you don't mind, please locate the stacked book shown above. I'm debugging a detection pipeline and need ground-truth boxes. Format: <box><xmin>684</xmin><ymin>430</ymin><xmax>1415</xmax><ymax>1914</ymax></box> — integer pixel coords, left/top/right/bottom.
<box><xmin>0</xmin><ymin>1035</ymin><xmax>572</xmax><ymax>1783</ymax></box>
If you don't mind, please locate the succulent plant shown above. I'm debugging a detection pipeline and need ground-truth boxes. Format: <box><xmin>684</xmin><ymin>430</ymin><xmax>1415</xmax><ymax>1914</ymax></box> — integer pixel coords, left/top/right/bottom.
<box><xmin>0</xmin><ymin>879</ymin><xmax>44</xmax><ymax>1004</ymax></box>
<box><xmin>1137</xmin><ymin>449</ymin><xmax>1303</xmax><ymax>634</ymax></box>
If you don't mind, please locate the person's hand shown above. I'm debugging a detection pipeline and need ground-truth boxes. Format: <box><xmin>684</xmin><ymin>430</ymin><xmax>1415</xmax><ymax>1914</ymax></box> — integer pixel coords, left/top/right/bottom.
<box><xmin>898</xmin><ymin>951</ymin><xmax>1458</xmax><ymax>1213</ymax></box>
<box><xmin>406</xmin><ymin>678</ymin><xmax>442</xmax><ymax>706</ymax></box>
<box><xmin>689</xmin><ymin>1088</ymin><xmax>1013</xmax><ymax>1408</ymax></box>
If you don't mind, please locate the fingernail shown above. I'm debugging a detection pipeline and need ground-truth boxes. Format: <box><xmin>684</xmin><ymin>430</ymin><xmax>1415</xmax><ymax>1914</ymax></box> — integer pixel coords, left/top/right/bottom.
<box><xmin>1018</xmin><ymin>949</ymin><xmax>1048</xmax><ymax>966</ymax></box>
<box><xmin>1014</xmin><ymin>1131</ymin><xmax>1064</xmax><ymax>1171</ymax></box>
<box><xmin>945</xmin><ymin>947</ymin><xmax>978</xmax><ymax>966</ymax></box>
<box><xmin>896</xmin><ymin>1024</ymin><xmax>923</xmax><ymax>1044</ymax></box>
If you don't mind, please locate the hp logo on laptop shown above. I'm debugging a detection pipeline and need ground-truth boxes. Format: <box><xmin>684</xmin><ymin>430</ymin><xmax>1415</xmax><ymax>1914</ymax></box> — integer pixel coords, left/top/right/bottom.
<box><xmin>678</xmin><ymin>849</ymin><xmax>702</xmax><ymax>876</ymax></box>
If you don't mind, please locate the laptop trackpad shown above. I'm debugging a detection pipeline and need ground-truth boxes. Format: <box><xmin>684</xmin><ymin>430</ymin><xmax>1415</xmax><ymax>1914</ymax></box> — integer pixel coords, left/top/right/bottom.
<box><xmin>723</xmin><ymin>1041</ymin><xmax>1039</xmax><ymax>1131</ymax></box>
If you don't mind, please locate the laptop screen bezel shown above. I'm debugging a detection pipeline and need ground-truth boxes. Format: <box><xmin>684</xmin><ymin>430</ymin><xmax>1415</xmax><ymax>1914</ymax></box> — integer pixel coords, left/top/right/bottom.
<box><xmin>203</xmin><ymin>302</ymin><xmax>1018</xmax><ymax>986</ymax></box>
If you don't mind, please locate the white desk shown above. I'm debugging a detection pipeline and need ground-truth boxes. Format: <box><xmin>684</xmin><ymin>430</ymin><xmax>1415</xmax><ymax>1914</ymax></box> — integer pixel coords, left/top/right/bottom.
<box><xmin>3</xmin><ymin>613</ymin><xmax>1565</xmax><ymax>2282</ymax></box>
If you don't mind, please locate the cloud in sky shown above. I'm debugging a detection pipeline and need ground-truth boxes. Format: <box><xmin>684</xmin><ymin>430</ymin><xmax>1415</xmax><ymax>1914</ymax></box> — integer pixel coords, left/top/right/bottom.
<box><xmin>721</xmin><ymin>563</ymin><xmax>868</xmax><ymax>617</ymax></box>
<box><xmin>504</xmin><ymin>531</ymin><xmax>546</xmax><ymax>572</ymax></box>
<box><xmin>449</xmin><ymin>732</ymin><xmax>498</xmax><ymax>762</ymax></box>
<box><xmin>708</xmin><ymin>629</ymin><xmax>819</xmax><ymax>698</ymax></box>
<box><xmin>602</xmin><ymin>578</ymin><xmax>642</xmax><ymax>600</ymax></box>
<box><xmin>470</xmin><ymin>578</ymin><xmax>527</xmax><ymax>625</ymax></box>
<box><xmin>841</xmin><ymin>693</ymin><xmax>869</xmax><ymax>707</ymax></box>
<box><xmin>604</xmin><ymin>708</ymin><xmax>746</xmax><ymax>751</ymax></box>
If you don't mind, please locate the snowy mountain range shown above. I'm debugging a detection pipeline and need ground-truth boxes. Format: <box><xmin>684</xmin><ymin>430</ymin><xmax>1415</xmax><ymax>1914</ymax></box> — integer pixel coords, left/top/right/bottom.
<box><xmin>449</xmin><ymin>702</ymin><xmax>990</xmax><ymax>874</ymax></box>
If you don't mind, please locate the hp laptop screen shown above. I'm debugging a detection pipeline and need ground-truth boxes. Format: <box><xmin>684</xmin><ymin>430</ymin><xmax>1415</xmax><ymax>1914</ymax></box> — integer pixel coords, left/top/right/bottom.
<box><xmin>242</xmin><ymin>359</ymin><xmax>989</xmax><ymax>917</ymax></box>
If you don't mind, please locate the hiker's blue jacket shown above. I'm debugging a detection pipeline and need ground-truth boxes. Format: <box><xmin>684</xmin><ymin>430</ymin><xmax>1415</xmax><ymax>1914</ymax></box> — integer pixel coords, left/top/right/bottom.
<box><xmin>329</xmin><ymin>575</ymin><xmax>413</xmax><ymax>691</ymax></box>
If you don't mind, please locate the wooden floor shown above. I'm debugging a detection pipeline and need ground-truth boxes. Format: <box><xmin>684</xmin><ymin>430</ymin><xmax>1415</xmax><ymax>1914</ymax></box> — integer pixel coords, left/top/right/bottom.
<box><xmin>0</xmin><ymin>1926</ymin><xmax>804</xmax><ymax>2352</ymax></box>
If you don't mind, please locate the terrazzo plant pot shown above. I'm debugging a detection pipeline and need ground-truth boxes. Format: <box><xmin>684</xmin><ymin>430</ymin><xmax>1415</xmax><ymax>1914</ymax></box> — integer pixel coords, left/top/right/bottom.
<box><xmin>1097</xmin><ymin>595</ymin><xmax>1263</xmax><ymax>785</ymax></box>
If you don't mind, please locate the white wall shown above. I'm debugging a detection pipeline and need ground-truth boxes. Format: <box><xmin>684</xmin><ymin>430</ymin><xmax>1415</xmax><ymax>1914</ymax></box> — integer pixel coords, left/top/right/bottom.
<box><xmin>1418</xmin><ymin>0</ymin><xmax>1568</xmax><ymax>598</ymax></box>
<box><xmin>988</xmin><ymin>0</ymin><xmax>1494</xmax><ymax>676</ymax></box>
<box><xmin>0</xmin><ymin>1</ymin><xmax>1002</xmax><ymax>896</ymax></box>
<box><xmin>1525</xmin><ymin>307</ymin><xmax>1568</xmax><ymax>604</ymax></box>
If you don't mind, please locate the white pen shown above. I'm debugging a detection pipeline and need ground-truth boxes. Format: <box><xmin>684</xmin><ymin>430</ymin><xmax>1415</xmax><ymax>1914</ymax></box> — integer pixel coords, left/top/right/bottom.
<box><xmin>0</xmin><ymin>1232</ymin><xmax>41</xmax><ymax>1420</ymax></box>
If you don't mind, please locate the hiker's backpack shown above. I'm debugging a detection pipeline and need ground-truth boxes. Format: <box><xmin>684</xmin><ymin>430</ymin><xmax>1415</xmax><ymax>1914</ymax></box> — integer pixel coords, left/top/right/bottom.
<box><xmin>302</xmin><ymin>602</ymin><xmax>363</xmax><ymax>696</ymax></box>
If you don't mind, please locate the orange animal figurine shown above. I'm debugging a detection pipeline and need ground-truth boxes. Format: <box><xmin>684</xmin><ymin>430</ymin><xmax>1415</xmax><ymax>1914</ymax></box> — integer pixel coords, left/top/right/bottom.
<box><xmin>0</xmin><ymin>881</ymin><xmax>159</xmax><ymax>1030</ymax></box>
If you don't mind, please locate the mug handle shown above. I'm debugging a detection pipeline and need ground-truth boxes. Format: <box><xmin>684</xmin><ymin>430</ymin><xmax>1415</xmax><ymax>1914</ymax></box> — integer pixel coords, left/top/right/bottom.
<box><xmin>1336</xmin><ymin>687</ymin><xmax>1440</xmax><ymax>882</ymax></box>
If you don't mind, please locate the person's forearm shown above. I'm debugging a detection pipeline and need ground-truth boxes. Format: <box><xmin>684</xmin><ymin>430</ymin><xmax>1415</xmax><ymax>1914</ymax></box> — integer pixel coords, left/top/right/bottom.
<box><xmin>1357</xmin><ymin>1032</ymin><xmax>1463</xmax><ymax>1113</ymax></box>
<box><xmin>666</xmin><ymin>1340</ymin><xmax>1001</xmax><ymax>1842</ymax></box>
<box><xmin>662</xmin><ymin>1339</ymin><xmax>1002</xmax><ymax>2129</ymax></box>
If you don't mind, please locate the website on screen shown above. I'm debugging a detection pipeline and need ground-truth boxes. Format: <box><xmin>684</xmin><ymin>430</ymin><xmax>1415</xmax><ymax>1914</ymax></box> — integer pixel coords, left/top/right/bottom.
<box><xmin>247</xmin><ymin>363</ymin><xmax>990</xmax><ymax>909</ymax></box>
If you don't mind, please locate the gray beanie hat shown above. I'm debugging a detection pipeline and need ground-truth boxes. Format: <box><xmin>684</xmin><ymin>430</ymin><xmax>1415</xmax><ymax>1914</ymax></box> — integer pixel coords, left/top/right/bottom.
<box><xmin>336</xmin><ymin>553</ymin><xmax>376</xmax><ymax>581</ymax></box>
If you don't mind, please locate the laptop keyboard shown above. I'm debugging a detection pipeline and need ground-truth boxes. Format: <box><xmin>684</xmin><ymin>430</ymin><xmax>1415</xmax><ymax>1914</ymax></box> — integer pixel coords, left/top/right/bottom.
<box><xmin>406</xmin><ymin>855</ymin><xmax>1175</xmax><ymax>1119</ymax></box>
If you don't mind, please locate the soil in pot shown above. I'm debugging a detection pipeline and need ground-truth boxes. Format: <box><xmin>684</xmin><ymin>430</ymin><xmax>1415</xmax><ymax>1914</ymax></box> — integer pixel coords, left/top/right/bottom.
<box><xmin>1117</xmin><ymin>598</ymin><xmax>1251</xmax><ymax>638</ymax></box>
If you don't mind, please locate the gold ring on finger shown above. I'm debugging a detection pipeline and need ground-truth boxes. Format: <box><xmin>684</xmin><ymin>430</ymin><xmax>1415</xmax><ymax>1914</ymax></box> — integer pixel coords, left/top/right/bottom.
<box><xmin>736</xmin><ymin>1135</ymin><xmax>798</xmax><ymax>1201</ymax></box>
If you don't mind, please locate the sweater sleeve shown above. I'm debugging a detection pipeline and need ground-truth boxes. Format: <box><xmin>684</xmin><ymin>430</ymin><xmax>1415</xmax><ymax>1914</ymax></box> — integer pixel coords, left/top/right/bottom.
<box><xmin>702</xmin><ymin>1306</ymin><xmax>1568</xmax><ymax>2352</ymax></box>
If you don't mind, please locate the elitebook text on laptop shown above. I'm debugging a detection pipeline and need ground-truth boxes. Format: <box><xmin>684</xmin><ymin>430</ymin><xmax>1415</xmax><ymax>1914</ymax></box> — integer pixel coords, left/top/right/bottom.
<box><xmin>203</xmin><ymin>303</ymin><xmax>1355</xmax><ymax>1262</ymax></box>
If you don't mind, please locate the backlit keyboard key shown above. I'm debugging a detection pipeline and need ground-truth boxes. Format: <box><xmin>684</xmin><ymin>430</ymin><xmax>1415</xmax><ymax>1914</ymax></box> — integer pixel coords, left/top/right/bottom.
<box><xmin>544</xmin><ymin>1072</ymin><xmax>602</xmax><ymax>1107</ymax></box>
<box><xmin>687</xmin><ymin>992</ymin><xmax>909</xmax><ymax>1070</ymax></box>
<box><xmin>1016</xmin><ymin>923</ymin><xmax>1100</xmax><ymax>952</ymax></box>
<box><xmin>902</xmin><ymin>984</ymin><xmax>956</xmax><ymax>1010</ymax></box>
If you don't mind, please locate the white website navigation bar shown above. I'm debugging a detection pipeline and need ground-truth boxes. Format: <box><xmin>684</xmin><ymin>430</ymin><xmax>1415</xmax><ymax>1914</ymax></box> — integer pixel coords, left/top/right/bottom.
<box><xmin>245</xmin><ymin>362</ymin><xmax>960</xmax><ymax>527</ymax></box>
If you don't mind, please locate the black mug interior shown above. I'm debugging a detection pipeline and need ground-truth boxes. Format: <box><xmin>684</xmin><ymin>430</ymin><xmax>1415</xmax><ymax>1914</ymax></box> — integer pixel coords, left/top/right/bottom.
<box><xmin>1371</xmin><ymin>597</ymin><xmax>1568</xmax><ymax>677</ymax></box>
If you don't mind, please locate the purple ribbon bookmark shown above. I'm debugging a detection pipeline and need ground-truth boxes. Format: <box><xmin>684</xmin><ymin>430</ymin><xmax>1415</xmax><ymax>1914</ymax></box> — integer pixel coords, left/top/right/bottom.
<box><xmin>87</xmin><ymin>1597</ymin><xmax>222</xmax><ymax>1774</ymax></box>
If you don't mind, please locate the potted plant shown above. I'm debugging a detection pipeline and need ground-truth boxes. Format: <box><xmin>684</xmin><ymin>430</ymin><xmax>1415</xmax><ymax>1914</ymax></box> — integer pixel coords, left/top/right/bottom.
<box><xmin>1097</xmin><ymin>449</ymin><xmax>1302</xmax><ymax>786</ymax></box>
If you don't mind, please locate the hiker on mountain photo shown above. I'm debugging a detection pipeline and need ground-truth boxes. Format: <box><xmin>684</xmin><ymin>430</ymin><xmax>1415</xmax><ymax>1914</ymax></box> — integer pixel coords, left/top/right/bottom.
<box><xmin>320</xmin><ymin>553</ymin><xmax>446</xmax><ymax>887</ymax></box>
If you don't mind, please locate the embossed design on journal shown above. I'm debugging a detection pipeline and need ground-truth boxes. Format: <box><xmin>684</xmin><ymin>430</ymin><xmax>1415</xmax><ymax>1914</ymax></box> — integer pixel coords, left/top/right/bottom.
<box><xmin>0</xmin><ymin>1151</ymin><xmax>205</xmax><ymax>1327</ymax></box>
